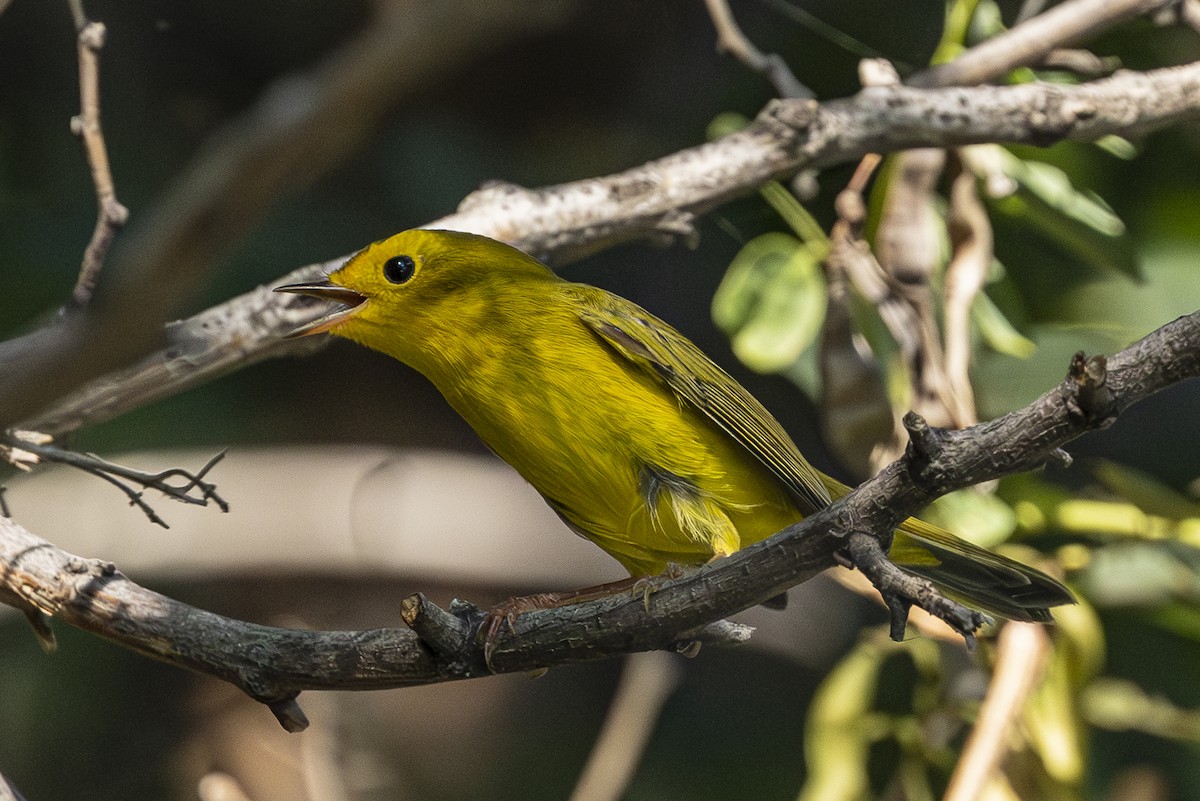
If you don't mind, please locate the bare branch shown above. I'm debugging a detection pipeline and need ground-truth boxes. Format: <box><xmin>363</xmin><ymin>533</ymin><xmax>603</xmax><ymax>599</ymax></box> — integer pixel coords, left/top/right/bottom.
<box><xmin>909</xmin><ymin>0</ymin><xmax>1179</xmax><ymax>88</ymax></box>
<box><xmin>2</xmin><ymin>310</ymin><xmax>1196</xmax><ymax>730</ymax></box>
<box><xmin>68</xmin><ymin>13</ymin><xmax>129</xmax><ymax>309</ymax></box>
<box><xmin>703</xmin><ymin>0</ymin><xmax>812</xmax><ymax>98</ymax></box>
<box><xmin>569</xmin><ymin>652</ymin><xmax>682</xmax><ymax>801</ymax></box>
<box><xmin>15</xmin><ymin>61</ymin><xmax>1200</xmax><ymax>439</ymax></box>
<box><xmin>23</xmin><ymin>276</ymin><xmax>333</xmax><ymax>439</ymax></box>
<box><xmin>944</xmin><ymin>622</ymin><xmax>1051</xmax><ymax>801</ymax></box>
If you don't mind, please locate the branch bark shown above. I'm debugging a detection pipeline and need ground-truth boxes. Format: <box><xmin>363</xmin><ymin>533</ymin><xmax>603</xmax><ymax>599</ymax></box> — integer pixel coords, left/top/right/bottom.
<box><xmin>18</xmin><ymin>60</ymin><xmax>1200</xmax><ymax>438</ymax></box>
<box><xmin>4</xmin><ymin>310</ymin><xmax>1196</xmax><ymax>729</ymax></box>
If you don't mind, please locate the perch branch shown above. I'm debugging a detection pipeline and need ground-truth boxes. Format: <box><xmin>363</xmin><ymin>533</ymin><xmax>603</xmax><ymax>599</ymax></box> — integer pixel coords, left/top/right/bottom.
<box><xmin>2</xmin><ymin>311</ymin><xmax>1196</xmax><ymax>730</ymax></box>
<box><xmin>17</xmin><ymin>60</ymin><xmax>1200</xmax><ymax>439</ymax></box>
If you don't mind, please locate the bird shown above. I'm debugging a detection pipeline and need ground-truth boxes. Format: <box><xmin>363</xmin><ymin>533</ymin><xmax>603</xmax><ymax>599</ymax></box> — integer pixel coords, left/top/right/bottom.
<box><xmin>277</xmin><ymin>228</ymin><xmax>1073</xmax><ymax>628</ymax></box>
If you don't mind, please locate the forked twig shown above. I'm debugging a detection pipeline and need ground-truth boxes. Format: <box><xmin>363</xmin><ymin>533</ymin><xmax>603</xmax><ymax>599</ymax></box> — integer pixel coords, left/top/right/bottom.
<box><xmin>703</xmin><ymin>0</ymin><xmax>812</xmax><ymax>98</ymax></box>
<box><xmin>67</xmin><ymin>1</ymin><xmax>129</xmax><ymax>309</ymax></box>
<box><xmin>3</xmin><ymin>438</ymin><xmax>228</xmax><ymax>527</ymax></box>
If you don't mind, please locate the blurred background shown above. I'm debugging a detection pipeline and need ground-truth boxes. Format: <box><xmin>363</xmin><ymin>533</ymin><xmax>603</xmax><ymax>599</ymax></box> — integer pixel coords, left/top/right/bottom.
<box><xmin>1</xmin><ymin>1</ymin><xmax>1198</xmax><ymax>799</ymax></box>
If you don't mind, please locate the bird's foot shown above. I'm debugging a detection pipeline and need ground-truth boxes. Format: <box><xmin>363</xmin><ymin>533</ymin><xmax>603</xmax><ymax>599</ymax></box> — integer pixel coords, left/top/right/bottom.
<box><xmin>480</xmin><ymin>575</ymin><xmax>656</xmax><ymax>667</ymax></box>
<box><xmin>629</xmin><ymin>563</ymin><xmax>688</xmax><ymax>610</ymax></box>
<box><xmin>840</xmin><ymin>532</ymin><xmax>988</xmax><ymax>650</ymax></box>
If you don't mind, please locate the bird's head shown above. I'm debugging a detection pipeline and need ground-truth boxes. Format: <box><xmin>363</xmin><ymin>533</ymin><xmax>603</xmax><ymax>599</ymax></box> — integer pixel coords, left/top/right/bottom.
<box><xmin>276</xmin><ymin>228</ymin><xmax>555</xmax><ymax>358</ymax></box>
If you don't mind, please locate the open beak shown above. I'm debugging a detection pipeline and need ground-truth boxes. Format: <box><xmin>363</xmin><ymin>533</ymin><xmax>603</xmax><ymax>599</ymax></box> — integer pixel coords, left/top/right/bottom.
<box><xmin>275</xmin><ymin>280</ymin><xmax>367</xmax><ymax>337</ymax></box>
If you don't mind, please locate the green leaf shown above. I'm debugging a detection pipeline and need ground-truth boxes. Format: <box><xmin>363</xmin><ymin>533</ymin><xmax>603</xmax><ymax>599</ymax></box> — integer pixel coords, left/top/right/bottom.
<box><xmin>1084</xmin><ymin>677</ymin><xmax>1200</xmax><ymax>744</ymax></box>
<box><xmin>1093</xmin><ymin>135</ymin><xmax>1139</xmax><ymax>160</ymax></box>
<box><xmin>924</xmin><ymin>489</ymin><xmax>1017</xmax><ymax>548</ymax></box>
<box><xmin>798</xmin><ymin>635</ymin><xmax>896</xmax><ymax>801</ymax></box>
<box><xmin>992</xmin><ymin>192</ymin><xmax>1138</xmax><ymax>279</ymax></box>
<box><xmin>707</xmin><ymin>111</ymin><xmax>750</xmax><ymax>141</ymax></box>
<box><xmin>972</xmin><ymin>289</ymin><xmax>1037</xmax><ymax>359</ymax></box>
<box><xmin>713</xmin><ymin>233</ymin><xmax>827</xmax><ymax>373</ymax></box>
<box><xmin>1016</xmin><ymin>159</ymin><xmax>1124</xmax><ymax>235</ymax></box>
<box><xmin>759</xmin><ymin>182</ymin><xmax>829</xmax><ymax>250</ymax></box>
<box><xmin>1092</xmin><ymin>460</ymin><xmax>1200</xmax><ymax>520</ymax></box>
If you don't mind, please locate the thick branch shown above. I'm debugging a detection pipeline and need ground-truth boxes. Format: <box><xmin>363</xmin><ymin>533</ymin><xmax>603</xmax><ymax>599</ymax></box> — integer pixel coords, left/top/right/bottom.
<box><xmin>20</xmin><ymin>61</ymin><xmax>1200</xmax><ymax>438</ymax></box>
<box><xmin>3</xmin><ymin>311</ymin><xmax>1196</xmax><ymax>729</ymax></box>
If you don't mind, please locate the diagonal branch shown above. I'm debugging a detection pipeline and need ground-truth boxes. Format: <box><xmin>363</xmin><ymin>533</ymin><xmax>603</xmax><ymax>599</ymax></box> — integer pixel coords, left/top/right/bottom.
<box><xmin>2</xmin><ymin>310</ymin><xmax>1196</xmax><ymax>730</ymax></box>
<box><xmin>0</xmin><ymin>771</ymin><xmax>28</xmax><ymax>801</ymax></box>
<box><xmin>18</xmin><ymin>60</ymin><xmax>1200</xmax><ymax>440</ymax></box>
<box><xmin>909</xmin><ymin>0</ymin><xmax>1181</xmax><ymax>88</ymax></box>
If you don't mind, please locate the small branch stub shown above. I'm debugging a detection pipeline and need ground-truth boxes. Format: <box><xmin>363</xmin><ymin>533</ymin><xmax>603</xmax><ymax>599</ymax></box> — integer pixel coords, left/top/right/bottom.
<box><xmin>845</xmin><ymin>532</ymin><xmax>987</xmax><ymax>648</ymax></box>
<box><xmin>1067</xmin><ymin>351</ymin><xmax>1115</xmax><ymax>425</ymax></box>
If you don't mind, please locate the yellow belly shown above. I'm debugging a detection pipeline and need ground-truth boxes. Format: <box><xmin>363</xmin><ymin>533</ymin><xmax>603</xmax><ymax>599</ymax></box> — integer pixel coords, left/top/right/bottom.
<box><xmin>436</xmin><ymin>319</ymin><xmax>803</xmax><ymax>576</ymax></box>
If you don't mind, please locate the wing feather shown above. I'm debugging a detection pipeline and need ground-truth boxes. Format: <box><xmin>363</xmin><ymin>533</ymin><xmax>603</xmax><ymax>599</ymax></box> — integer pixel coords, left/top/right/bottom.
<box><xmin>573</xmin><ymin>287</ymin><xmax>831</xmax><ymax>514</ymax></box>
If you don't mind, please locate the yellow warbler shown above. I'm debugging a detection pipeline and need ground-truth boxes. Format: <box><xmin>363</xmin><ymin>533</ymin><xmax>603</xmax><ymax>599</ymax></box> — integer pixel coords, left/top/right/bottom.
<box><xmin>279</xmin><ymin>229</ymin><xmax>1071</xmax><ymax>622</ymax></box>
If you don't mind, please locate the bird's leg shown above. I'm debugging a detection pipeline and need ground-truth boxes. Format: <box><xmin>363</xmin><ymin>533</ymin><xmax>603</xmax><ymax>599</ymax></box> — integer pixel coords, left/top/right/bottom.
<box><xmin>843</xmin><ymin>531</ymin><xmax>987</xmax><ymax>649</ymax></box>
<box><xmin>481</xmin><ymin>566</ymin><xmax>692</xmax><ymax>666</ymax></box>
<box><xmin>481</xmin><ymin>575</ymin><xmax>649</xmax><ymax>664</ymax></box>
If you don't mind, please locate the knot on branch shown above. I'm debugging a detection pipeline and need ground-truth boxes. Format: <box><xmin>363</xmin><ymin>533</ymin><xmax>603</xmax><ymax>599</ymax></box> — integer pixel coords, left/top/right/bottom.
<box><xmin>401</xmin><ymin>593</ymin><xmax>491</xmax><ymax>678</ymax></box>
<box><xmin>458</xmin><ymin>180</ymin><xmax>530</xmax><ymax>213</ymax></box>
<box><xmin>1065</xmin><ymin>351</ymin><xmax>1116</xmax><ymax>427</ymax></box>
<box><xmin>758</xmin><ymin>97</ymin><xmax>820</xmax><ymax>134</ymax></box>
<box><xmin>901</xmin><ymin>411</ymin><xmax>956</xmax><ymax>490</ymax></box>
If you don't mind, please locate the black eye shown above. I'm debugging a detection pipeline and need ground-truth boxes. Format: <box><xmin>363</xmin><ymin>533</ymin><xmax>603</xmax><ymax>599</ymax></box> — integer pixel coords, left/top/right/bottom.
<box><xmin>383</xmin><ymin>254</ymin><xmax>415</xmax><ymax>284</ymax></box>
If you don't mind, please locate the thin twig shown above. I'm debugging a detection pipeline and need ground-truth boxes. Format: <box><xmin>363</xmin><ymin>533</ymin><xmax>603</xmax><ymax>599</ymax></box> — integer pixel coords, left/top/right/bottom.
<box><xmin>4</xmin><ymin>439</ymin><xmax>228</xmax><ymax>528</ymax></box>
<box><xmin>942</xmin><ymin>166</ymin><xmax>992</xmax><ymax>427</ymax></box>
<box><xmin>824</xmin><ymin>154</ymin><xmax>911</xmax><ymax>471</ymax></box>
<box><xmin>68</xmin><ymin>5</ymin><xmax>129</xmax><ymax>309</ymax></box>
<box><xmin>703</xmin><ymin>0</ymin><xmax>812</xmax><ymax>98</ymax></box>
<box><xmin>910</xmin><ymin>0</ymin><xmax>1179</xmax><ymax>87</ymax></box>
<box><xmin>943</xmin><ymin>622</ymin><xmax>1051</xmax><ymax>801</ymax></box>
<box><xmin>874</xmin><ymin>148</ymin><xmax>962</xmax><ymax>431</ymax></box>
<box><xmin>568</xmin><ymin>652</ymin><xmax>682</xmax><ymax>801</ymax></box>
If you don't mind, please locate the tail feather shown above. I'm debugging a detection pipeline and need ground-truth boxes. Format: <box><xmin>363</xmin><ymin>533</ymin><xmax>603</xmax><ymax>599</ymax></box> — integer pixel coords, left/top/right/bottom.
<box><xmin>889</xmin><ymin>516</ymin><xmax>1075</xmax><ymax>623</ymax></box>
